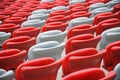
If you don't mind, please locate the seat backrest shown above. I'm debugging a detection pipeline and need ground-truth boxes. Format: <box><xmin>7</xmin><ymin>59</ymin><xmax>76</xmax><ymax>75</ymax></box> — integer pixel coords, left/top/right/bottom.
<box><xmin>67</xmin><ymin>24</ymin><xmax>96</xmax><ymax>39</ymax></box>
<box><xmin>62</xmin><ymin>68</ymin><xmax>105</xmax><ymax>80</ymax></box>
<box><xmin>36</xmin><ymin>30</ymin><xmax>67</xmax><ymax>43</ymax></box>
<box><xmin>114</xmin><ymin>63</ymin><xmax>120</xmax><ymax>80</ymax></box>
<box><xmin>28</xmin><ymin>41</ymin><xmax>65</xmax><ymax>60</ymax></box>
<box><xmin>2</xmin><ymin>36</ymin><xmax>36</xmax><ymax>51</ymax></box>
<box><xmin>0</xmin><ymin>69</ymin><xmax>14</xmax><ymax>80</ymax></box>
<box><xmin>0</xmin><ymin>49</ymin><xmax>27</xmax><ymax>70</ymax></box>
<box><xmin>62</xmin><ymin>48</ymin><xmax>105</xmax><ymax>76</ymax></box>
<box><xmin>41</xmin><ymin>21</ymin><xmax>68</xmax><ymax>32</ymax></box>
<box><xmin>0</xmin><ymin>32</ymin><xmax>11</xmax><ymax>46</ymax></box>
<box><xmin>12</xmin><ymin>27</ymin><xmax>40</xmax><ymax>37</ymax></box>
<box><xmin>66</xmin><ymin>34</ymin><xmax>101</xmax><ymax>54</ymax></box>
<box><xmin>93</xmin><ymin>12</ymin><xmax>118</xmax><ymax>25</ymax></box>
<box><xmin>96</xmin><ymin>18</ymin><xmax>120</xmax><ymax>35</ymax></box>
<box><xmin>103</xmin><ymin>41</ymin><xmax>120</xmax><ymax>71</ymax></box>
<box><xmin>99</xmin><ymin>27</ymin><xmax>120</xmax><ymax>50</ymax></box>
<box><xmin>16</xmin><ymin>57</ymin><xmax>62</xmax><ymax>80</ymax></box>
<box><xmin>0</xmin><ymin>23</ymin><xmax>20</xmax><ymax>33</ymax></box>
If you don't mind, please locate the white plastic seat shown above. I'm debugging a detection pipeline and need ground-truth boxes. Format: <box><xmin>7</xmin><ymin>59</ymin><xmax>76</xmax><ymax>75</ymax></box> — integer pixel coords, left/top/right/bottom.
<box><xmin>36</xmin><ymin>30</ymin><xmax>67</xmax><ymax>43</ymax></box>
<box><xmin>51</xmin><ymin>6</ymin><xmax>68</xmax><ymax>12</ymax></box>
<box><xmin>99</xmin><ymin>27</ymin><xmax>120</xmax><ymax>50</ymax></box>
<box><xmin>0</xmin><ymin>32</ymin><xmax>11</xmax><ymax>47</ymax></box>
<box><xmin>28</xmin><ymin>41</ymin><xmax>65</xmax><ymax>60</ymax></box>
<box><xmin>114</xmin><ymin>63</ymin><xmax>120</xmax><ymax>80</ymax></box>
<box><xmin>0</xmin><ymin>69</ymin><xmax>14</xmax><ymax>80</ymax></box>
<box><xmin>28</xmin><ymin>13</ymin><xmax>49</xmax><ymax>20</ymax></box>
<box><xmin>67</xmin><ymin>17</ymin><xmax>94</xmax><ymax>30</ymax></box>
<box><xmin>90</xmin><ymin>7</ymin><xmax>113</xmax><ymax>17</ymax></box>
<box><xmin>69</xmin><ymin>0</ymin><xmax>85</xmax><ymax>4</ymax></box>
<box><xmin>89</xmin><ymin>2</ymin><xmax>108</xmax><ymax>12</ymax></box>
<box><xmin>106</xmin><ymin>0</ymin><xmax>120</xmax><ymax>8</ymax></box>
<box><xmin>21</xmin><ymin>19</ymin><xmax>46</xmax><ymax>28</ymax></box>
<box><xmin>32</xmin><ymin>9</ymin><xmax>50</xmax><ymax>14</ymax></box>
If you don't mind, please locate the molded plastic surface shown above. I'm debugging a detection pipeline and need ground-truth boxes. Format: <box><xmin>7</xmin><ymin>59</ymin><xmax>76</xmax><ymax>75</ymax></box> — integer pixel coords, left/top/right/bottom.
<box><xmin>99</xmin><ymin>27</ymin><xmax>120</xmax><ymax>50</ymax></box>
<box><xmin>0</xmin><ymin>32</ymin><xmax>11</xmax><ymax>46</ymax></box>
<box><xmin>16</xmin><ymin>57</ymin><xmax>62</xmax><ymax>80</ymax></box>
<box><xmin>90</xmin><ymin>7</ymin><xmax>113</xmax><ymax>17</ymax></box>
<box><xmin>62</xmin><ymin>48</ymin><xmax>105</xmax><ymax>76</ymax></box>
<box><xmin>2</xmin><ymin>36</ymin><xmax>36</xmax><ymax>51</ymax></box>
<box><xmin>12</xmin><ymin>27</ymin><xmax>40</xmax><ymax>37</ymax></box>
<box><xmin>69</xmin><ymin>11</ymin><xmax>91</xmax><ymax>20</ymax></box>
<box><xmin>51</xmin><ymin>6</ymin><xmax>68</xmax><ymax>12</ymax></box>
<box><xmin>114</xmin><ymin>63</ymin><xmax>120</xmax><ymax>80</ymax></box>
<box><xmin>113</xmin><ymin>4</ymin><xmax>120</xmax><ymax>13</ymax></box>
<box><xmin>67</xmin><ymin>24</ymin><xmax>96</xmax><ymax>39</ymax></box>
<box><xmin>46</xmin><ymin>15</ymin><xmax>68</xmax><ymax>23</ymax></box>
<box><xmin>32</xmin><ymin>9</ymin><xmax>50</xmax><ymax>14</ymax></box>
<box><xmin>12</xmin><ymin>12</ymin><xmax>31</xmax><ymax>18</ymax></box>
<box><xmin>0</xmin><ymin>23</ymin><xmax>20</xmax><ymax>33</ymax></box>
<box><xmin>37</xmin><ymin>30</ymin><xmax>67</xmax><ymax>43</ymax></box>
<box><xmin>0</xmin><ymin>49</ymin><xmax>27</xmax><ymax>70</ymax></box>
<box><xmin>103</xmin><ymin>41</ymin><xmax>120</xmax><ymax>71</ymax></box>
<box><xmin>41</xmin><ymin>21</ymin><xmax>68</xmax><ymax>32</ymax></box>
<box><xmin>49</xmin><ymin>10</ymin><xmax>68</xmax><ymax>16</ymax></box>
<box><xmin>67</xmin><ymin>17</ymin><xmax>94</xmax><ymax>30</ymax></box>
<box><xmin>96</xmin><ymin>18</ymin><xmax>120</xmax><ymax>35</ymax></box>
<box><xmin>89</xmin><ymin>2</ymin><xmax>108</xmax><ymax>12</ymax></box>
<box><xmin>93</xmin><ymin>12</ymin><xmax>118</xmax><ymax>25</ymax></box>
<box><xmin>4</xmin><ymin>17</ymin><xmax>26</xmax><ymax>25</ymax></box>
<box><xmin>28</xmin><ymin>41</ymin><xmax>65</xmax><ymax>60</ymax></box>
<box><xmin>21</xmin><ymin>19</ymin><xmax>46</xmax><ymax>28</ymax></box>
<box><xmin>62</xmin><ymin>68</ymin><xmax>116</xmax><ymax>80</ymax></box>
<box><xmin>28</xmin><ymin>13</ymin><xmax>49</xmax><ymax>20</ymax></box>
<box><xmin>66</xmin><ymin>34</ymin><xmax>101</xmax><ymax>54</ymax></box>
<box><xmin>0</xmin><ymin>69</ymin><xmax>14</xmax><ymax>80</ymax></box>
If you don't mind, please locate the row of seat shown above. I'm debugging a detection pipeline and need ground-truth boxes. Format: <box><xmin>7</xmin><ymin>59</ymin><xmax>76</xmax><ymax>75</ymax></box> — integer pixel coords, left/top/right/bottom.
<box><xmin>0</xmin><ymin>0</ymin><xmax>120</xmax><ymax>80</ymax></box>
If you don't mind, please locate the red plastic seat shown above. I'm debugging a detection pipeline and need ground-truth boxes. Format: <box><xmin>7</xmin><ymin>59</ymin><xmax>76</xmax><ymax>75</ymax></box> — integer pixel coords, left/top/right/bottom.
<box><xmin>103</xmin><ymin>41</ymin><xmax>120</xmax><ymax>71</ymax></box>
<box><xmin>2</xmin><ymin>36</ymin><xmax>36</xmax><ymax>51</ymax></box>
<box><xmin>49</xmin><ymin>10</ymin><xmax>68</xmax><ymax>16</ymax></box>
<box><xmin>113</xmin><ymin>4</ymin><xmax>120</xmax><ymax>13</ymax></box>
<box><xmin>4</xmin><ymin>17</ymin><xmax>27</xmax><ymax>25</ymax></box>
<box><xmin>85</xmin><ymin>0</ymin><xmax>102</xmax><ymax>6</ymax></box>
<box><xmin>17</xmin><ymin>7</ymin><xmax>35</xmax><ymax>12</ymax></box>
<box><xmin>62</xmin><ymin>48</ymin><xmax>105</xmax><ymax>76</ymax></box>
<box><xmin>69</xmin><ymin>11</ymin><xmax>91</xmax><ymax>20</ymax></box>
<box><xmin>96</xmin><ymin>18</ymin><xmax>120</xmax><ymax>35</ymax></box>
<box><xmin>67</xmin><ymin>24</ymin><xmax>96</xmax><ymax>39</ymax></box>
<box><xmin>102</xmin><ymin>0</ymin><xmax>111</xmax><ymax>3</ymax></box>
<box><xmin>36</xmin><ymin>2</ymin><xmax>52</xmax><ymax>9</ymax></box>
<box><xmin>12</xmin><ymin>12</ymin><xmax>31</xmax><ymax>18</ymax></box>
<box><xmin>41</xmin><ymin>21</ymin><xmax>68</xmax><ymax>32</ymax></box>
<box><xmin>68</xmin><ymin>6</ymin><xmax>89</xmax><ymax>14</ymax></box>
<box><xmin>0</xmin><ymin>15</ymin><xmax>9</xmax><ymax>21</ymax></box>
<box><xmin>66</xmin><ymin>34</ymin><xmax>101</xmax><ymax>54</ymax></box>
<box><xmin>0</xmin><ymin>9</ymin><xmax>16</xmax><ymax>16</ymax></box>
<box><xmin>46</xmin><ymin>15</ymin><xmax>68</xmax><ymax>23</ymax></box>
<box><xmin>16</xmin><ymin>57</ymin><xmax>62</xmax><ymax>80</ymax></box>
<box><xmin>0</xmin><ymin>49</ymin><xmax>27</xmax><ymax>70</ymax></box>
<box><xmin>12</xmin><ymin>27</ymin><xmax>40</xmax><ymax>37</ymax></box>
<box><xmin>0</xmin><ymin>23</ymin><xmax>20</xmax><ymax>33</ymax></box>
<box><xmin>69</xmin><ymin>3</ymin><xmax>85</xmax><ymax>9</ymax></box>
<box><xmin>54</xmin><ymin>2</ymin><xmax>68</xmax><ymax>7</ymax></box>
<box><xmin>62</xmin><ymin>68</ymin><xmax>116</xmax><ymax>80</ymax></box>
<box><xmin>5</xmin><ymin>5</ymin><xmax>21</xmax><ymax>11</ymax></box>
<box><xmin>118</xmin><ymin>11</ymin><xmax>120</xmax><ymax>20</ymax></box>
<box><xmin>93</xmin><ymin>12</ymin><xmax>118</xmax><ymax>25</ymax></box>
